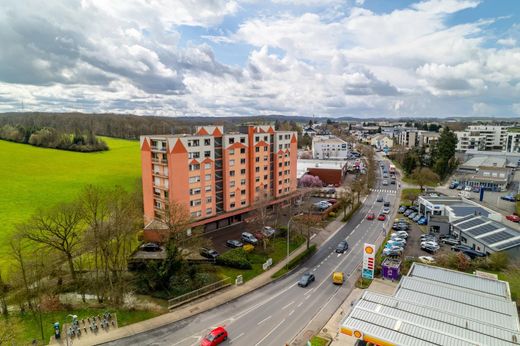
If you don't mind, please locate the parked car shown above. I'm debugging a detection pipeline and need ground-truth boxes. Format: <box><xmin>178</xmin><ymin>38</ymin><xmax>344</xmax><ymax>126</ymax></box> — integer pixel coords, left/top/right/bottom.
<box><xmin>377</xmin><ymin>196</ymin><xmax>384</xmax><ymax>202</ymax></box>
<box><xmin>501</xmin><ymin>195</ymin><xmax>517</xmax><ymax>202</ymax></box>
<box><xmin>422</xmin><ymin>245</ymin><xmax>439</xmax><ymax>254</ymax></box>
<box><xmin>441</xmin><ymin>238</ymin><xmax>459</xmax><ymax>246</ymax></box>
<box><xmin>393</xmin><ymin>231</ymin><xmax>408</xmax><ymax>238</ymax></box>
<box><xmin>335</xmin><ymin>240</ymin><xmax>349</xmax><ymax>253</ymax></box>
<box><xmin>408</xmin><ymin>212</ymin><xmax>417</xmax><ymax>219</ymax></box>
<box><xmin>378</xmin><ymin>214</ymin><xmax>386</xmax><ymax>221</ymax></box>
<box><xmin>200</xmin><ymin>326</ymin><xmax>228</xmax><ymax>346</ymax></box>
<box><xmin>325</xmin><ymin>188</ymin><xmax>336</xmax><ymax>194</ymax></box>
<box><xmin>398</xmin><ymin>206</ymin><xmax>407</xmax><ymax>213</ymax></box>
<box><xmin>451</xmin><ymin>244</ymin><xmax>473</xmax><ymax>252</ymax></box>
<box><xmin>388</xmin><ymin>239</ymin><xmax>406</xmax><ymax>247</ymax></box>
<box><xmin>465</xmin><ymin>185</ymin><xmax>472</xmax><ymax>191</ymax></box>
<box><xmin>200</xmin><ymin>248</ymin><xmax>219</xmax><ymax>260</ymax></box>
<box><xmin>366</xmin><ymin>212</ymin><xmax>375</xmax><ymax>220</ymax></box>
<box><xmin>413</xmin><ymin>214</ymin><xmax>422</xmax><ymax>222</ymax></box>
<box><xmin>241</xmin><ymin>232</ymin><xmax>258</xmax><ymax>245</ymax></box>
<box><xmin>418</xmin><ymin>256</ymin><xmax>435</xmax><ymax>264</ymax></box>
<box><xmin>140</xmin><ymin>242</ymin><xmax>161</xmax><ymax>252</ymax></box>
<box><xmin>421</xmin><ymin>241</ymin><xmax>438</xmax><ymax>248</ymax></box>
<box><xmin>403</xmin><ymin>209</ymin><xmax>414</xmax><ymax>217</ymax></box>
<box><xmin>226</xmin><ymin>239</ymin><xmax>244</xmax><ymax>248</ymax></box>
<box><xmin>383</xmin><ymin>245</ymin><xmax>403</xmax><ymax>255</ymax></box>
<box><xmin>457</xmin><ymin>184</ymin><xmax>464</xmax><ymax>190</ymax></box>
<box><xmin>418</xmin><ymin>216</ymin><xmax>428</xmax><ymax>225</ymax></box>
<box><xmin>262</xmin><ymin>226</ymin><xmax>276</xmax><ymax>237</ymax></box>
<box><xmin>384</xmin><ymin>201</ymin><xmax>390</xmax><ymax>207</ymax></box>
<box><xmin>462</xmin><ymin>248</ymin><xmax>487</xmax><ymax>259</ymax></box>
<box><xmin>472</xmin><ymin>186</ymin><xmax>481</xmax><ymax>193</ymax></box>
<box><xmin>449</xmin><ymin>182</ymin><xmax>458</xmax><ymax>189</ymax></box>
<box><xmin>298</xmin><ymin>273</ymin><xmax>315</xmax><ymax>287</ymax></box>
<box><xmin>383</xmin><ymin>207</ymin><xmax>390</xmax><ymax>214</ymax></box>
<box><xmin>314</xmin><ymin>201</ymin><xmax>331</xmax><ymax>211</ymax></box>
<box><xmin>506</xmin><ymin>214</ymin><xmax>520</xmax><ymax>222</ymax></box>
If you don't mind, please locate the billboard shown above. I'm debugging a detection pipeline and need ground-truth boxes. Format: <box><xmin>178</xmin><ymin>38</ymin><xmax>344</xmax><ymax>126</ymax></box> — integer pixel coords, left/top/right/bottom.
<box><xmin>362</xmin><ymin>243</ymin><xmax>376</xmax><ymax>279</ymax></box>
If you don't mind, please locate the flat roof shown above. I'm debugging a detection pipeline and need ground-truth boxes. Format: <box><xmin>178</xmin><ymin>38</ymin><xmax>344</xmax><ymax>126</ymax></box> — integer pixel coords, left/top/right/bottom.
<box><xmin>462</xmin><ymin>156</ymin><xmax>507</xmax><ymax>168</ymax></box>
<box><xmin>341</xmin><ymin>263</ymin><xmax>520</xmax><ymax>345</ymax></box>
<box><xmin>447</xmin><ymin>203</ymin><xmax>490</xmax><ymax>218</ymax></box>
<box><xmin>452</xmin><ymin>215</ymin><xmax>520</xmax><ymax>252</ymax></box>
<box><xmin>297</xmin><ymin>159</ymin><xmax>348</xmax><ymax>178</ymax></box>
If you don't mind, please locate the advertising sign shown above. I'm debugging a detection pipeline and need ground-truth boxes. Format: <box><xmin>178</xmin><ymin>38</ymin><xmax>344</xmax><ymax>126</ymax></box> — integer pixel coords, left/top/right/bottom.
<box><xmin>362</xmin><ymin>243</ymin><xmax>376</xmax><ymax>279</ymax></box>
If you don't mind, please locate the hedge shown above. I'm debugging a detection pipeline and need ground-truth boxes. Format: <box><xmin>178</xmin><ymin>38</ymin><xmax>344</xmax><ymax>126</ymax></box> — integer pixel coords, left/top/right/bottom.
<box><xmin>216</xmin><ymin>248</ymin><xmax>252</xmax><ymax>269</ymax></box>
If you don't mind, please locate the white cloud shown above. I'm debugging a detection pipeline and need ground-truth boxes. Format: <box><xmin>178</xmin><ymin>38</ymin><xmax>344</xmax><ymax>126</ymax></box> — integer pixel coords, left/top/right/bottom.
<box><xmin>497</xmin><ymin>37</ymin><xmax>517</xmax><ymax>46</ymax></box>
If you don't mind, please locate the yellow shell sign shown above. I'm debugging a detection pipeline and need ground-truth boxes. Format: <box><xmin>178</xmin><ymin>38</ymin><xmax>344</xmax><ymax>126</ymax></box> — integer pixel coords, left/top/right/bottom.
<box><xmin>353</xmin><ymin>330</ymin><xmax>364</xmax><ymax>339</ymax></box>
<box><xmin>364</xmin><ymin>245</ymin><xmax>374</xmax><ymax>255</ymax></box>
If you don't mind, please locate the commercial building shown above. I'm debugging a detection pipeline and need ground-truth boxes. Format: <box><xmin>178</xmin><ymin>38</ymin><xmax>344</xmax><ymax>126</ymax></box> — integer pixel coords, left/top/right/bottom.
<box><xmin>311</xmin><ymin>135</ymin><xmax>349</xmax><ymax>159</ymax></box>
<box><xmin>452</xmin><ymin>214</ymin><xmax>520</xmax><ymax>256</ymax></box>
<box><xmin>341</xmin><ymin>263</ymin><xmax>520</xmax><ymax>345</ymax></box>
<box><xmin>140</xmin><ymin>125</ymin><xmax>298</xmax><ymax>238</ymax></box>
<box><xmin>456</xmin><ymin>156</ymin><xmax>512</xmax><ymax>191</ymax></box>
<box><xmin>297</xmin><ymin>159</ymin><xmax>348</xmax><ymax>186</ymax></box>
<box><xmin>464</xmin><ymin>149</ymin><xmax>520</xmax><ymax>168</ymax></box>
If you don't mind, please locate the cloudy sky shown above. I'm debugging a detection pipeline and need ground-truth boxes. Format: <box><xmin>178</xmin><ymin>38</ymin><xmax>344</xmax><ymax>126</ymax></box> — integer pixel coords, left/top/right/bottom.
<box><xmin>1</xmin><ymin>0</ymin><xmax>519</xmax><ymax>118</ymax></box>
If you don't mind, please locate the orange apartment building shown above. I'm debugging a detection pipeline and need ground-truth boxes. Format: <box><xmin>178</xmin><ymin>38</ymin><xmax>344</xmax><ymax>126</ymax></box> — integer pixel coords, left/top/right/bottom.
<box><xmin>140</xmin><ymin>125</ymin><xmax>298</xmax><ymax>241</ymax></box>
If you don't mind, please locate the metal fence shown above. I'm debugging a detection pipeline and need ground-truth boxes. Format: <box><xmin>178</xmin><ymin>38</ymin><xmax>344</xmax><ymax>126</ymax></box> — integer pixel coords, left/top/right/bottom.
<box><xmin>168</xmin><ymin>277</ymin><xmax>231</xmax><ymax>310</ymax></box>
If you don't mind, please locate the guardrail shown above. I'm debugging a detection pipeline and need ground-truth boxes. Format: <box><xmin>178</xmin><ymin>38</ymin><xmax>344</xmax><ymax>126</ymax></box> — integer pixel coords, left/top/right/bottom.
<box><xmin>168</xmin><ymin>277</ymin><xmax>232</xmax><ymax>310</ymax></box>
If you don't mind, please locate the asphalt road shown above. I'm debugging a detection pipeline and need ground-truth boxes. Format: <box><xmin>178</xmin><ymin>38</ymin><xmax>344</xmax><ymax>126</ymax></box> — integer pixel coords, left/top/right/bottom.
<box><xmin>104</xmin><ymin>156</ymin><xmax>398</xmax><ymax>346</ymax></box>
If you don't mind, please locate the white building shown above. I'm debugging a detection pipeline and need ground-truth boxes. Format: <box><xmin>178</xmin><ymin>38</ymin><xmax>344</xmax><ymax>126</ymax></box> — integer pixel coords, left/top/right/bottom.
<box><xmin>370</xmin><ymin>135</ymin><xmax>393</xmax><ymax>150</ymax></box>
<box><xmin>456</xmin><ymin>125</ymin><xmax>510</xmax><ymax>152</ymax></box>
<box><xmin>312</xmin><ymin>135</ymin><xmax>349</xmax><ymax>159</ymax></box>
<box><xmin>505</xmin><ymin>130</ymin><xmax>520</xmax><ymax>153</ymax></box>
<box><xmin>395</xmin><ymin>128</ymin><xmax>418</xmax><ymax>149</ymax></box>
<box><xmin>455</xmin><ymin>130</ymin><xmax>486</xmax><ymax>152</ymax></box>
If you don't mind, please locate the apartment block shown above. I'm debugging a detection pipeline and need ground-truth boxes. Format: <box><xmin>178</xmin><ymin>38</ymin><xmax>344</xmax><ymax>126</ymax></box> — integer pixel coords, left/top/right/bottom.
<box><xmin>505</xmin><ymin>131</ymin><xmax>520</xmax><ymax>153</ymax></box>
<box><xmin>395</xmin><ymin>128</ymin><xmax>418</xmax><ymax>149</ymax></box>
<box><xmin>312</xmin><ymin>135</ymin><xmax>349</xmax><ymax>159</ymax></box>
<box><xmin>140</xmin><ymin>125</ymin><xmax>298</xmax><ymax>236</ymax></box>
<box><xmin>455</xmin><ymin>125</ymin><xmax>510</xmax><ymax>152</ymax></box>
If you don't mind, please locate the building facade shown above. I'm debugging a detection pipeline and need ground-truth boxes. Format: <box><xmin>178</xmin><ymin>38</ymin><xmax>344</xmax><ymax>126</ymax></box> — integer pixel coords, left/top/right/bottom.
<box><xmin>456</xmin><ymin>125</ymin><xmax>510</xmax><ymax>152</ymax></box>
<box><xmin>370</xmin><ymin>135</ymin><xmax>393</xmax><ymax>150</ymax></box>
<box><xmin>395</xmin><ymin>128</ymin><xmax>418</xmax><ymax>149</ymax></box>
<box><xmin>140</xmin><ymin>125</ymin><xmax>298</xmax><ymax>234</ymax></box>
<box><xmin>505</xmin><ymin>131</ymin><xmax>520</xmax><ymax>153</ymax></box>
<box><xmin>455</xmin><ymin>130</ymin><xmax>486</xmax><ymax>151</ymax></box>
<box><xmin>312</xmin><ymin>135</ymin><xmax>349</xmax><ymax>159</ymax></box>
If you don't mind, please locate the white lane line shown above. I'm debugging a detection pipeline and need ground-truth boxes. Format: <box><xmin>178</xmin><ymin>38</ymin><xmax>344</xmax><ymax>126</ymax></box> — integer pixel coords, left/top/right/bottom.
<box><xmin>297</xmin><ymin>302</ymin><xmax>303</xmax><ymax>308</ymax></box>
<box><xmin>312</xmin><ymin>268</ymin><xmax>317</xmax><ymax>272</ymax></box>
<box><xmin>172</xmin><ymin>335</ymin><xmax>201</xmax><ymax>346</ymax></box>
<box><xmin>282</xmin><ymin>301</ymin><xmax>294</xmax><ymax>310</ymax></box>
<box><xmin>255</xmin><ymin>318</ymin><xmax>286</xmax><ymax>346</ymax></box>
<box><xmin>257</xmin><ymin>315</ymin><xmax>272</xmax><ymax>325</ymax></box>
<box><xmin>229</xmin><ymin>332</ymin><xmax>245</xmax><ymax>344</ymax></box>
<box><xmin>288</xmin><ymin>309</ymin><xmax>294</xmax><ymax>317</ymax></box>
<box><xmin>305</xmin><ymin>294</ymin><xmax>311</xmax><ymax>300</ymax></box>
<box><xmin>317</xmin><ymin>265</ymin><xmax>320</xmax><ymax>268</ymax></box>
<box><xmin>337</xmin><ymin>253</ymin><xmax>341</xmax><ymax>258</ymax></box>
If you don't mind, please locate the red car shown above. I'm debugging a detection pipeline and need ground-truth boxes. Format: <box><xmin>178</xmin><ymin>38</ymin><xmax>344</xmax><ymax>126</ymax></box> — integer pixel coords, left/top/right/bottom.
<box><xmin>378</xmin><ymin>214</ymin><xmax>386</xmax><ymax>221</ymax></box>
<box><xmin>366</xmin><ymin>212</ymin><xmax>375</xmax><ymax>220</ymax></box>
<box><xmin>506</xmin><ymin>214</ymin><xmax>520</xmax><ymax>222</ymax></box>
<box><xmin>327</xmin><ymin>199</ymin><xmax>337</xmax><ymax>204</ymax></box>
<box><xmin>200</xmin><ymin>327</ymin><xmax>228</xmax><ymax>346</ymax></box>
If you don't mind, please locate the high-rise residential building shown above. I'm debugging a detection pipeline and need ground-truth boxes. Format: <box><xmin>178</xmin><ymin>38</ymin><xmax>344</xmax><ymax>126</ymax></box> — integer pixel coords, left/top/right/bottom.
<box><xmin>465</xmin><ymin>125</ymin><xmax>509</xmax><ymax>151</ymax></box>
<box><xmin>455</xmin><ymin>130</ymin><xmax>486</xmax><ymax>151</ymax></box>
<box><xmin>505</xmin><ymin>130</ymin><xmax>520</xmax><ymax>153</ymax></box>
<box><xmin>140</xmin><ymin>125</ymin><xmax>298</xmax><ymax>237</ymax></box>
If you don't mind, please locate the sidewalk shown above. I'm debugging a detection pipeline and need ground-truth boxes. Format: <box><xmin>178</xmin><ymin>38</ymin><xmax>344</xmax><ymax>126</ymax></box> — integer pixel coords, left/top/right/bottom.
<box><xmin>63</xmin><ymin>213</ymin><xmax>349</xmax><ymax>346</ymax></box>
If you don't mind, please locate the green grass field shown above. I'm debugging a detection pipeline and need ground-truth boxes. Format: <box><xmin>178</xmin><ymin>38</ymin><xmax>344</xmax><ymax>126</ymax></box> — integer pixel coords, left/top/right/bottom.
<box><xmin>0</xmin><ymin>137</ymin><xmax>141</xmax><ymax>266</ymax></box>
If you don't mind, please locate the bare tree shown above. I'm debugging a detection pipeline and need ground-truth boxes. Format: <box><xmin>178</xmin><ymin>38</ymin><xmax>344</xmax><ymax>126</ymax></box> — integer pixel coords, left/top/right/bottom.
<box><xmin>337</xmin><ymin>190</ymin><xmax>353</xmax><ymax>218</ymax></box>
<box><xmin>163</xmin><ymin>200</ymin><xmax>192</xmax><ymax>244</ymax></box>
<box><xmin>9</xmin><ymin>236</ymin><xmax>32</xmax><ymax>310</ymax></box>
<box><xmin>20</xmin><ymin>201</ymin><xmax>83</xmax><ymax>282</ymax></box>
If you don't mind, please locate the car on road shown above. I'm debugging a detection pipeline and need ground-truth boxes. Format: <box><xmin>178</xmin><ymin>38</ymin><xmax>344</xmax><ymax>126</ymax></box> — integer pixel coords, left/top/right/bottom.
<box><xmin>139</xmin><ymin>242</ymin><xmax>161</xmax><ymax>252</ymax></box>
<box><xmin>200</xmin><ymin>326</ymin><xmax>228</xmax><ymax>346</ymax></box>
<box><xmin>378</xmin><ymin>214</ymin><xmax>386</xmax><ymax>221</ymax></box>
<box><xmin>335</xmin><ymin>240</ymin><xmax>349</xmax><ymax>253</ymax></box>
<box><xmin>377</xmin><ymin>196</ymin><xmax>384</xmax><ymax>202</ymax></box>
<box><xmin>241</xmin><ymin>232</ymin><xmax>258</xmax><ymax>245</ymax></box>
<box><xmin>384</xmin><ymin>201</ymin><xmax>390</xmax><ymax>207</ymax></box>
<box><xmin>200</xmin><ymin>248</ymin><xmax>219</xmax><ymax>260</ymax></box>
<box><xmin>262</xmin><ymin>226</ymin><xmax>276</xmax><ymax>237</ymax></box>
<box><xmin>398</xmin><ymin>206</ymin><xmax>407</xmax><ymax>213</ymax></box>
<box><xmin>391</xmin><ymin>180</ymin><xmax>396</xmax><ymax>185</ymax></box>
<box><xmin>419</xmin><ymin>256</ymin><xmax>435</xmax><ymax>264</ymax></box>
<box><xmin>226</xmin><ymin>239</ymin><xmax>244</xmax><ymax>248</ymax></box>
<box><xmin>451</xmin><ymin>244</ymin><xmax>473</xmax><ymax>252</ymax></box>
<box><xmin>507</xmin><ymin>214</ymin><xmax>520</xmax><ymax>222</ymax></box>
<box><xmin>501</xmin><ymin>195</ymin><xmax>517</xmax><ymax>202</ymax></box>
<box><xmin>332</xmin><ymin>272</ymin><xmax>344</xmax><ymax>285</ymax></box>
<box><xmin>298</xmin><ymin>272</ymin><xmax>315</xmax><ymax>287</ymax></box>
<box><xmin>366</xmin><ymin>212</ymin><xmax>375</xmax><ymax>220</ymax></box>
<box><xmin>382</xmin><ymin>207</ymin><xmax>390</xmax><ymax>214</ymax></box>
<box><xmin>382</xmin><ymin>180</ymin><xmax>388</xmax><ymax>185</ymax></box>
<box><xmin>441</xmin><ymin>238</ymin><xmax>459</xmax><ymax>246</ymax></box>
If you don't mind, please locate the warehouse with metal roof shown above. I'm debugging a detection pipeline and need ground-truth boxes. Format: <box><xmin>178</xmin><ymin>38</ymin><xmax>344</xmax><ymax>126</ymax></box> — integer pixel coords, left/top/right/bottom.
<box><xmin>341</xmin><ymin>263</ymin><xmax>520</xmax><ymax>345</ymax></box>
<box><xmin>452</xmin><ymin>214</ymin><xmax>520</xmax><ymax>257</ymax></box>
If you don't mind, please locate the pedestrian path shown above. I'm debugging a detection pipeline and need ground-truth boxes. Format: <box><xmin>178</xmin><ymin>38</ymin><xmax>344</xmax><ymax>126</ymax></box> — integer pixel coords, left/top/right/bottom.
<box><xmin>370</xmin><ymin>189</ymin><xmax>396</xmax><ymax>194</ymax></box>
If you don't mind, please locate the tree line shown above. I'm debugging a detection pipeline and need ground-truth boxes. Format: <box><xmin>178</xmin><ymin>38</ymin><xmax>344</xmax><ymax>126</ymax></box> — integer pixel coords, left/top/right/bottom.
<box><xmin>0</xmin><ymin>124</ymin><xmax>108</xmax><ymax>152</ymax></box>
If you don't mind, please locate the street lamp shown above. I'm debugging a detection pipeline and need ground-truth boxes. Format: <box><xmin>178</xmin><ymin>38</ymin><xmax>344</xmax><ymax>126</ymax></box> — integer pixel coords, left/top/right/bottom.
<box><xmin>286</xmin><ymin>217</ymin><xmax>295</xmax><ymax>269</ymax></box>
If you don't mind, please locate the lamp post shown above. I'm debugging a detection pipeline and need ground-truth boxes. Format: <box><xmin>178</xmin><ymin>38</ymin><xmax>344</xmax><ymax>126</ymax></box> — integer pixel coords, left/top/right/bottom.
<box><xmin>286</xmin><ymin>217</ymin><xmax>295</xmax><ymax>269</ymax></box>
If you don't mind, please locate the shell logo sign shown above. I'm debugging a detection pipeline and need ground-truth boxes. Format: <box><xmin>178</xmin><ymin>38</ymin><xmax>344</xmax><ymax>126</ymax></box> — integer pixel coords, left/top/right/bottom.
<box><xmin>353</xmin><ymin>330</ymin><xmax>364</xmax><ymax>339</ymax></box>
<box><xmin>362</xmin><ymin>243</ymin><xmax>376</xmax><ymax>279</ymax></box>
<box><xmin>364</xmin><ymin>245</ymin><xmax>374</xmax><ymax>255</ymax></box>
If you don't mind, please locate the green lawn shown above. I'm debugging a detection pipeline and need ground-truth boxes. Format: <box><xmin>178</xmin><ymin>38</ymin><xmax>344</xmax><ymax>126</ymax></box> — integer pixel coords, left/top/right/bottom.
<box><xmin>13</xmin><ymin>307</ymin><xmax>161</xmax><ymax>345</ymax></box>
<box><xmin>309</xmin><ymin>335</ymin><xmax>330</xmax><ymax>346</ymax></box>
<box><xmin>216</xmin><ymin>236</ymin><xmax>305</xmax><ymax>282</ymax></box>
<box><xmin>0</xmin><ymin>137</ymin><xmax>140</xmax><ymax>267</ymax></box>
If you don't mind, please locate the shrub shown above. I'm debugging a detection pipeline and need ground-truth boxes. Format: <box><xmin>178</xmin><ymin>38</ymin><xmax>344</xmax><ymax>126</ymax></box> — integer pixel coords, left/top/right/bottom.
<box><xmin>216</xmin><ymin>248</ymin><xmax>252</xmax><ymax>269</ymax></box>
<box><xmin>243</xmin><ymin>244</ymin><xmax>255</xmax><ymax>253</ymax></box>
<box><xmin>277</xmin><ymin>226</ymin><xmax>288</xmax><ymax>238</ymax></box>
<box><xmin>329</xmin><ymin>212</ymin><xmax>336</xmax><ymax>217</ymax></box>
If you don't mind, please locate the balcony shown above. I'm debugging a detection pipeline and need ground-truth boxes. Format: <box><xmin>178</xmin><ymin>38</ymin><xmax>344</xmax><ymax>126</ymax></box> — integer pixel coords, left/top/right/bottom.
<box><xmin>151</xmin><ymin>146</ymin><xmax>167</xmax><ymax>152</ymax></box>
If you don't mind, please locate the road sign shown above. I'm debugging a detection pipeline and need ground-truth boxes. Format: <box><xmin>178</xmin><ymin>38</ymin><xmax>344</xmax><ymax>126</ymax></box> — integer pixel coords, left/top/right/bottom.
<box><xmin>235</xmin><ymin>275</ymin><xmax>243</xmax><ymax>286</ymax></box>
<box><xmin>362</xmin><ymin>243</ymin><xmax>376</xmax><ymax>279</ymax></box>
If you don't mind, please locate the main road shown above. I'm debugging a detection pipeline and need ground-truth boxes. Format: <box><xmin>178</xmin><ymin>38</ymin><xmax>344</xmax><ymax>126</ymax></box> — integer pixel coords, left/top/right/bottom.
<box><xmin>105</xmin><ymin>155</ymin><xmax>398</xmax><ymax>346</ymax></box>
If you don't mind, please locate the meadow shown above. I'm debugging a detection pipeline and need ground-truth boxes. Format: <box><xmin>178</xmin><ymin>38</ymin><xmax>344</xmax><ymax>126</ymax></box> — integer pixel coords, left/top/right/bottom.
<box><xmin>0</xmin><ymin>137</ymin><xmax>141</xmax><ymax>266</ymax></box>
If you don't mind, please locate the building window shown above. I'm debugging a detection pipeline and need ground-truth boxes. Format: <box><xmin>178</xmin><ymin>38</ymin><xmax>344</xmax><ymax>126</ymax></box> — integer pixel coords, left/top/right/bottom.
<box><xmin>205</xmin><ymin>174</ymin><xmax>211</xmax><ymax>181</ymax></box>
<box><xmin>255</xmin><ymin>177</ymin><xmax>260</xmax><ymax>182</ymax></box>
<box><xmin>230</xmin><ymin>149</ymin><xmax>235</xmax><ymax>155</ymax></box>
<box><xmin>154</xmin><ymin>200</ymin><xmax>162</xmax><ymax>209</ymax></box>
<box><xmin>264</xmin><ymin>175</ymin><xmax>268</xmax><ymax>180</ymax></box>
<box><xmin>241</xmin><ymin>189</ymin><xmax>246</xmax><ymax>195</ymax></box>
<box><xmin>189</xmin><ymin>152</ymin><xmax>200</xmax><ymax>159</ymax></box>
<box><xmin>204</xmin><ymin>163</ymin><xmax>211</xmax><ymax>169</ymax></box>
<box><xmin>204</xmin><ymin>139</ymin><xmax>211</xmax><ymax>146</ymax></box>
<box><xmin>204</xmin><ymin>151</ymin><xmax>211</xmax><ymax>157</ymax></box>
<box><xmin>241</xmin><ymin>179</ymin><xmax>246</xmax><ymax>185</ymax></box>
<box><xmin>279</xmin><ymin>135</ymin><xmax>283</xmax><ymax>140</ymax></box>
<box><xmin>189</xmin><ymin>176</ymin><xmax>201</xmax><ymax>183</ymax></box>
<box><xmin>264</xmin><ymin>166</ymin><xmax>268</xmax><ymax>171</ymax></box>
<box><xmin>255</xmin><ymin>136</ymin><xmax>260</xmax><ymax>141</ymax></box>
<box><xmin>190</xmin><ymin>199</ymin><xmax>201</xmax><ymax>207</ymax></box>
<box><xmin>241</xmin><ymin>169</ymin><xmax>246</xmax><ymax>174</ymax></box>
<box><xmin>205</xmin><ymin>185</ymin><xmax>212</xmax><ymax>192</ymax></box>
<box><xmin>230</xmin><ymin>181</ymin><xmax>235</xmax><ymax>188</ymax></box>
<box><xmin>190</xmin><ymin>188</ymin><xmax>201</xmax><ymax>195</ymax></box>
<box><xmin>264</xmin><ymin>136</ymin><xmax>268</xmax><ymax>141</ymax></box>
<box><xmin>230</xmin><ymin>159</ymin><xmax>235</xmax><ymax>166</ymax></box>
<box><xmin>256</xmin><ymin>157</ymin><xmax>260</xmax><ymax>162</ymax></box>
<box><xmin>285</xmin><ymin>134</ymin><xmax>290</xmax><ymax>140</ymax></box>
<box><xmin>189</xmin><ymin>164</ymin><xmax>200</xmax><ymax>171</ymax></box>
<box><xmin>240</xmin><ymin>158</ymin><xmax>246</xmax><ymax>164</ymax></box>
<box><xmin>240</xmin><ymin>137</ymin><xmax>246</xmax><ymax>143</ymax></box>
<box><xmin>264</xmin><ymin>146</ymin><xmax>268</xmax><ymax>152</ymax></box>
<box><xmin>230</xmin><ymin>170</ymin><xmax>236</xmax><ymax>177</ymax></box>
<box><xmin>188</xmin><ymin>139</ymin><xmax>200</xmax><ymax>147</ymax></box>
<box><xmin>191</xmin><ymin>211</ymin><xmax>202</xmax><ymax>217</ymax></box>
<box><xmin>255</xmin><ymin>147</ymin><xmax>260</xmax><ymax>153</ymax></box>
<box><xmin>264</xmin><ymin>156</ymin><xmax>268</xmax><ymax>161</ymax></box>
<box><xmin>241</xmin><ymin>200</ymin><xmax>246</xmax><ymax>206</ymax></box>
<box><xmin>206</xmin><ymin>208</ymin><xmax>212</xmax><ymax>215</ymax></box>
<box><xmin>279</xmin><ymin>162</ymin><xmax>282</xmax><ymax>167</ymax></box>
<box><xmin>255</xmin><ymin>167</ymin><xmax>260</xmax><ymax>173</ymax></box>
<box><xmin>229</xmin><ymin>138</ymin><xmax>235</xmax><ymax>144</ymax></box>
<box><xmin>230</xmin><ymin>192</ymin><xmax>235</xmax><ymax>198</ymax></box>
<box><xmin>230</xmin><ymin>202</ymin><xmax>236</xmax><ymax>208</ymax></box>
<box><xmin>278</xmin><ymin>189</ymin><xmax>282</xmax><ymax>194</ymax></box>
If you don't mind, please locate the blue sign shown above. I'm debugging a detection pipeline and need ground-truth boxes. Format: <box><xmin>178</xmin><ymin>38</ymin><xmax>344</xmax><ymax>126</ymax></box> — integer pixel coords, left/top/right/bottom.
<box><xmin>362</xmin><ymin>268</ymin><xmax>374</xmax><ymax>279</ymax></box>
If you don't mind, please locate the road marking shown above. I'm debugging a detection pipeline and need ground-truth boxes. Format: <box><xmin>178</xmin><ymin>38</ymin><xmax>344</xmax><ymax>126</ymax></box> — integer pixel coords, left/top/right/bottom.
<box><xmin>297</xmin><ymin>302</ymin><xmax>303</xmax><ymax>308</ymax></box>
<box><xmin>230</xmin><ymin>332</ymin><xmax>244</xmax><ymax>344</ymax></box>
<box><xmin>312</xmin><ymin>268</ymin><xmax>317</xmax><ymax>272</ymax></box>
<box><xmin>288</xmin><ymin>309</ymin><xmax>294</xmax><ymax>317</ymax></box>
<box><xmin>337</xmin><ymin>253</ymin><xmax>341</xmax><ymax>258</ymax></box>
<box><xmin>282</xmin><ymin>301</ymin><xmax>294</xmax><ymax>310</ymax></box>
<box><xmin>254</xmin><ymin>318</ymin><xmax>286</xmax><ymax>346</ymax></box>
<box><xmin>172</xmin><ymin>335</ymin><xmax>201</xmax><ymax>346</ymax></box>
<box><xmin>305</xmin><ymin>294</ymin><xmax>311</xmax><ymax>300</ymax></box>
<box><xmin>257</xmin><ymin>315</ymin><xmax>272</xmax><ymax>325</ymax></box>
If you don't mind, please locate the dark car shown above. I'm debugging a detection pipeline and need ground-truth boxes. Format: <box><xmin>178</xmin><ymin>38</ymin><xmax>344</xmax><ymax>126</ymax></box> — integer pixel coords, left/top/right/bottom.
<box><xmin>326</xmin><ymin>188</ymin><xmax>336</xmax><ymax>194</ymax></box>
<box><xmin>336</xmin><ymin>240</ymin><xmax>349</xmax><ymax>253</ymax></box>
<box><xmin>441</xmin><ymin>238</ymin><xmax>459</xmax><ymax>246</ymax></box>
<box><xmin>377</xmin><ymin>196</ymin><xmax>384</xmax><ymax>202</ymax></box>
<box><xmin>140</xmin><ymin>242</ymin><xmax>161</xmax><ymax>252</ymax></box>
<box><xmin>200</xmin><ymin>248</ymin><xmax>219</xmax><ymax>260</ymax></box>
<box><xmin>391</xmin><ymin>180</ymin><xmax>396</xmax><ymax>185</ymax></box>
<box><xmin>398</xmin><ymin>206</ymin><xmax>407</xmax><ymax>213</ymax></box>
<box><xmin>403</xmin><ymin>209</ymin><xmax>413</xmax><ymax>217</ymax></box>
<box><xmin>298</xmin><ymin>273</ymin><xmax>315</xmax><ymax>287</ymax></box>
<box><xmin>462</xmin><ymin>249</ymin><xmax>487</xmax><ymax>259</ymax></box>
<box><xmin>422</xmin><ymin>245</ymin><xmax>439</xmax><ymax>254</ymax></box>
<box><xmin>384</xmin><ymin>201</ymin><xmax>390</xmax><ymax>207</ymax></box>
<box><xmin>226</xmin><ymin>240</ymin><xmax>244</xmax><ymax>248</ymax></box>
<box><xmin>451</xmin><ymin>244</ymin><xmax>473</xmax><ymax>252</ymax></box>
<box><xmin>501</xmin><ymin>195</ymin><xmax>517</xmax><ymax>202</ymax></box>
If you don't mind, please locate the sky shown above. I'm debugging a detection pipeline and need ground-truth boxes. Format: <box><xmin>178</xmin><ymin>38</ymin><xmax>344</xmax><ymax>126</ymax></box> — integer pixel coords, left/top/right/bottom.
<box><xmin>0</xmin><ymin>0</ymin><xmax>519</xmax><ymax>118</ymax></box>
